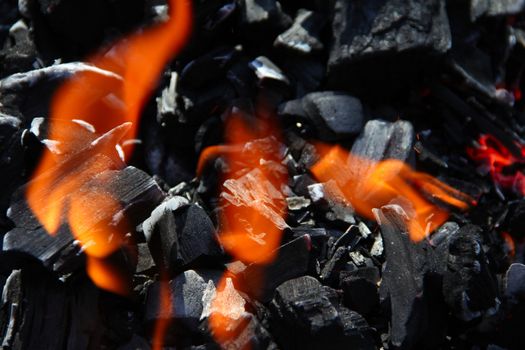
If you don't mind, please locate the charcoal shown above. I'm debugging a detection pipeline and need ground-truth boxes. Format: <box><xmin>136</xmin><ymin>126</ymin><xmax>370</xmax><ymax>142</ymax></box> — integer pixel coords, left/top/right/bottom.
<box><xmin>215</xmin><ymin>313</ymin><xmax>278</xmax><ymax>350</ymax></box>
<box><xmin>4</xmin><ymin>163</ymin><xmax>165</xmax><ymax>271</ymax></box>
<box><xmin>301</xmin><ymin>91</ymin><xmax>364</xmax><ymax>141</ymax></box>
<box><xmin>328</xmin><ymin>0</ymin><xmax>450</xmax><ymax>68</ymax></box>
<box><xmin>507</xmin><ymin>200</ymin><xmax>525</xmax><ymax>239</ymax></box>
<box><xmin>179</xmin><ymin>46</ymin><xmax>240</xmax><ymax>89</ymax></box>
<box><xmin>178</xmin><ymin>82</ymin><xmax>237</xmax><ymax>124</ymax></box>
<box><xmin>339</xmin><ymin>267</ymin><xmax>380</xmax><ymax>316</ymax></box>
<box><xmin>221</xmin><ymin>168</ymin><xmax>288</xmax><ymax>231</ymax></box>
<box><xmin>351</xmin><ymin>119</ymin><xmax>414</xmax><ymax>164</ymax></box>
<box><xmin>239</xmin><ymin>0</ymin><xmax>292</xmax><ymax>39</ymax></box>
<box><xmin>319</xmin><ymin>246</ymin><xmax>348</xmax><ymax>285</ymax></box>
<box><xmin>142</xmin><ymin>196</ymin><xmax>189</xmax><ymax>270</ymax></box>
<box><xmin>174</xmin><ymin>204</ymin><xmax>223</xmax><ymax>267</ymax></box>
<box><xmin>269</xmin><ymin>275</ymin><xmax>376</xmax><ymax>349</ymax></box>
<box><xmin>278</xmin><ymin>98</ymin><xmax>307</xmax><ymax>120</ymax></box>
<box><xmin>448</xmin><ymin>47</ymin><xmax>498</xmax><ymax>101</ymax></box>
<box><xmin>471</xmin><ymin>0</ymin><xmax>525</xmax><ymax>20</ymax></box>
<box><xmin>0</xmin><ymin>269</ymin><xmax>22</xmax><ymax>348</ymax></box>
<box><xmin>30</xmin><ymin>0</ymin><xmax>144</xmax><ymax>57</ymax></box>
<box><xmin>136</xmin><ymin>243</ymin><xmax>155</xmax><ymax>274</ymax></box>
<box><xmin>204</xmin><ymin>1</ymin><xmax>237</xmax><ymax>31</ymax></box>
<box><xmin>373</xmin><ymin>205</ymin><xmax>428</xmax><ymax>348</ymax></box>
<box><xmin>442</xmin><ymin>224</ymin><xmax>500</xmax><ymax>321</ymax></box>
<box><xmin>282</xmin><ymin>58</ymin><xmax>325</xmax><ymax>97</ymax></box>
<box><xmin>200</xmin><ymin>278</ymin><xmax>278</xmax><ymax>349</ymax></box>
<box><xmin>307</xmin><ymin>180</ymin><xmax>355</xmax><ymax>225</ymax></box>
<box><xmin>505</xmin><ymin>263</ymin><xmax>525</xmax><ymax>301</ymax></box>
<box><xmin>156</xmin><ymin>71</ymin><xmax>178</xmax><ymax>125</ymax></box>
<box><xmin>248</xmin><ymin>56</ymin><xmax>291</xmax><ymax>94</ymax></box>
<box><xmin>241</xmin><ymin>235</ymin><xmax>311</xmax><ymax>302</ymax></box>
<box><xmin>144</xmin><ymin>269</ymin><xmax>222</xmax><ymax>332</ymax></box>
<box><xmin>347</xmin><ymin>119</ymin><xmax>414</xmax><ymax>187</ymax></box>
<box><xmin>286</xmin><ymin>196</ymin><xmax>311</xmax><ymax>211</ymax></box>
<box><xmin>0</xmin><ymin>63</ymin><xmax>122</xmax><ymax>121</ymax></box>
<box><xmin>0</xmin><ymin>20</ymin><xmax>38</xmax><ymax>78</ymax></box>
<box><xmin>274</xmin><ymin>9</ymin><xmax>325</xmax><ymax>55</ymax></box>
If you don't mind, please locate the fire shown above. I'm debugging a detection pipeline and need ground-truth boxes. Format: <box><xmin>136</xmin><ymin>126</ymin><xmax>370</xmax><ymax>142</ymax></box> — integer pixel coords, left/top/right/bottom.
<box><xmin>201</xmin><ymin>112</ymin><xmax>288</xmax><ymax>264</ymax></box>
<box><xmin>311</xmin><ymin>144</ymin><xmax>474</xmax><ymax>241</ymax></box>
<box><xmin>25</xmin><ymin>0</ymin><xmax>192</xmax><ymax>297</ymax></box>
<box><xmin>467</xmin><ymin>134</ymin><xmax>525</xmax><ymax>195</ymax></box>
<box><xmin>198</xmin><ymin>110</ymin><xmax>288</xmax><ymax>346</ymax></box>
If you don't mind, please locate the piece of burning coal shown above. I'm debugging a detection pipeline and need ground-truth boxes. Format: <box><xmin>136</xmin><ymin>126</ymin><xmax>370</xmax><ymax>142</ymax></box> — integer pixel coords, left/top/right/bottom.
<box><xmin>198</xmin><ymin>109</ymin><xmax>288</xmax><ymax>346</ymax></box>
<box><xmin>467</xmin><ymin>134</ymin><xmax>525</xmax><ymax>196</ymax></box>
<box><xmin>311</xmin><ymin>144</ymin><xmax>474</xmax><ymax>241</ymax></box>
<box><xmin>25</xmin><ymin>0</ymin><xmax>192</xmax><ymax>296</ymax></box>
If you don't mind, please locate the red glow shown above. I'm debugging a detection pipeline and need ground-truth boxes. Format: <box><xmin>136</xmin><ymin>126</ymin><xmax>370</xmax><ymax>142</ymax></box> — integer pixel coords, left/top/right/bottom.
<box><xmin>467</xmin><ymin>134</ymin><xmax>525</xmax><ymax>195</ymax></box>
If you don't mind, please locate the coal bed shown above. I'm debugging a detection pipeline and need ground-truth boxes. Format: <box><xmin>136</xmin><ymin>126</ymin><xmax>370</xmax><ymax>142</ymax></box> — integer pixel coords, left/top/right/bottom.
<box><xmin>2</xmin><ymin>0</ymin><xmax>525</xmax><ymax>349</ymax></box>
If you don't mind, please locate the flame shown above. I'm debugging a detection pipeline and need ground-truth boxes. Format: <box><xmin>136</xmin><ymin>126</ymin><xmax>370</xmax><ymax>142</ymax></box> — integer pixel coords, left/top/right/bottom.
<box><xmin>311</xmin><ymin>145</ymin><xmax>473</xmax><ymax>241</ymax></box>
<box><xmin>467</xmin><ymin>134</ymin><xmax>525</xmax><ymax>195</ymax></box>
<box><xmin>25</xmin><ymin>0</ymin><xmax>192</xmax><ymax>298</ymax></box>
<box><xmin>501</xmin><ymin>231</ymin><xmax>516</xmax><ymax>258</ymax></box>
<box><xmin>151</xmin><ymin>276</ymin><xmax>172</xmax><ymax>350</ymax></box>
<box><xmin>214</xmin><ymin>113</ymin><xmax>287</xmax><ymax>264</ymax></box>
<box><xmin>199</xmin><ymin>111</ymin><xmax>288</xmax><ymax>347</ymax></box>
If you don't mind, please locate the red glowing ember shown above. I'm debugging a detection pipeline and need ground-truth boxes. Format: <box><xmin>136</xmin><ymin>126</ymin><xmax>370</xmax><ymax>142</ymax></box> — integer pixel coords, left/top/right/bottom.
<box><xmin>467</xmin><ymin>134</ymin><xmax>525</xmax><ymax>195</ymax></box>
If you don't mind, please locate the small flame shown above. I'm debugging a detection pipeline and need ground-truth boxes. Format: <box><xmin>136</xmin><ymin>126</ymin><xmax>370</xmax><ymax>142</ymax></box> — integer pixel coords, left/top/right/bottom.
<box><xmin>215</xmin><ymin>113</ymin><xmax>287</xmax><ymax>264</ymax></box>
<box><xmin>26</xmin><ymin>0</ymin><xmax>192</xmax><ymax>296</ymax></box>
<box><xmin>199</xmin><ymin>111</ymin><xmax>288</xmax><ymax>347</ymax></box>
<box><xmin>151</xmin><ymin>276</ymin><xmax>173</xmax><ymax>350</ymax></box>
<box><xmin>467</xmin><ymin>134</ymin><xmax>525</xmax><ymax>195</ymax></box>
<box><xmin>311</xmin><ymin>145</ymin><xmax>473</xmax><ymax>241</ymax></box>
<box><xmin>501</xmin><ymin>231</ymin><xmax>516</xmax><ymax>258</ymax></box>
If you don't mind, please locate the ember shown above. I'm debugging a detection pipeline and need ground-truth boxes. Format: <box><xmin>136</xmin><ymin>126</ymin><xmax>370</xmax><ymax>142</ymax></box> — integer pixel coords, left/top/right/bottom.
<box><xmin>467</xmin><ymin>134</ymin><xmax>525</xmax><ymax>195</ymax></box>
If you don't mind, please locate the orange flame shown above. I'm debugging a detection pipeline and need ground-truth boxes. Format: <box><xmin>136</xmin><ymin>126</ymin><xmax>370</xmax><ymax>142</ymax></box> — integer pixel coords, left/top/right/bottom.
<box><xmin>151</xmin><ymin>275</ymin><xmax>173</xmax><ymax>350</ymax></box>
<box><xmin>25</xmin><ymin>0</ymin><xmax>192</xmax><ymax>298</ymax></box>
<box><xmin>467</xmin><ymin>134</ymin><xmax>525</xmax><ymax>195</ymax></box>
<box><xmin>311</xmin><ymin>145</ymin><xmax>474</xmax><ymax>241</ymax></box>
<box><xmin>199</xmin><ymin>111</ymin><xmax>288</xmax><ymax>347</ymax></box>
<box><xmin>215</xmin><ymin>113</ymin><xmax>287</xmax><ymax>264</ymax></box>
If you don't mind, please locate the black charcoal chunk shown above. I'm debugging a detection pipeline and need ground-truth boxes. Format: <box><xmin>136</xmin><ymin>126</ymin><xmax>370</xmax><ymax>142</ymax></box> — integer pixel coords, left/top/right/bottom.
<box><xmin>329</xmin><ymin>0</ymin><xmax>451</xmax><ymax>68</ymax></box>
<box><xmin>301</xmin><ymin>91</ymin><xmax>364</xmax><ymax>141</ymax></box>
<box><xmin>249</xmin><ymin>56</ymin><xmax>290</xmax><ymax>92</ymax></box>
<box><xmin>0</xmin><ymin>20</ymin><xmax>38</xmax><ymax>78</ymax></box>
<box><xmin>278</xmin><ymin>98</ymin><xmax>307</xmax><ymax>119</ymax></box>
<box><xmin>269</xmin><ymin>276</ymin><xmax>376</xmax><ymax>349</ymax></box>
<box><xmin>339</xmin><ymin>267</ymin><xmax>380</xmax><ymax>316</ymax></box>
<box><xmin>31</xmin><ymin>0</ymin><xmax>144</xmax><ymax>57</ymax></box>
<box><xmin>4</xmin><ymin>165</ymin><xmax>164</xmax><ymax>271</ymax></box>
<box><xmin>239</xmin><ymin>0</ymin><xmax>292</xmax><ymax>38</ymax></box>
<box><xmin>308</xmin><ymin>180</ymin><xmax>355</xmax><ymax>225</ymax></box>
<box><xmin>443</xmin><ymin>224</ymin><xmax>499</xmax><ymax>322</ymax></box>
<box><xmin>347</xmin><ymin>119</ymin><xmax>414</xmax><ymax>188</ymax></box>
<box><xmin>136</xmin><ymin>243</ymin><xmax>156</xmax><ymax>274</ymax></box>
<box><xmin>471</xmin><ymin>0</ymin><xmax>525</xmax><ymax>21</ymax></box>
<box><xmin>142</xmin><ymin>196</ymin><xmax>189</xmax><ymax>270</ymax></box>
<box><xmin>274</xmin><ymin>9</ymin><xmax>325</xmax><ymax>55</ymax></box>
<box><xmin>506</xmin><ymin>263</ymin><xmax>525</xmax><ymax>301</ymax></box>
<box><xmin>351</xmin><ymin>119</ymin><xmax>414</xmax><ymax>163</ymax></box>
<box><xmin>144</xmin><ymin>270</ymin><xmax>222</xmax><ymax>331</ymax></box>
<box><xmin>179</xmin><ymin>46</ymin><xmax>240</xmax><ymax>89</ymax></box>
<box><xmin>175</xmin><ymin>204</ymin><xmax>223</xmax><ymax>267</ymax></box>
<box><xmin>373</xmin><ymin>205</ymin><xmax>428</xmax><ymax>348</ymax></box>
<box><xmin>242</xmin><ymin>235</ymin><xmax>311</xmax><ymax>302</ymax></box>
<box><xmin>221</xmin><ymin>168</ymin><xmax>288</xmax><ymax>231</ymax></box>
